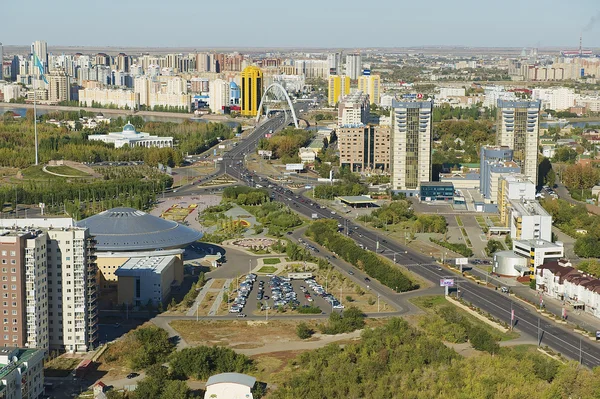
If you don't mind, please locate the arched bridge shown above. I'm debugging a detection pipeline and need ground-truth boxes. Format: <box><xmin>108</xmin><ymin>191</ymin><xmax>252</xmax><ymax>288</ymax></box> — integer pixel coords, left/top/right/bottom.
<box><xmin>255</xmin><ymin>83</ymin><xmax>299</xmax><ymax>128</ymax></box>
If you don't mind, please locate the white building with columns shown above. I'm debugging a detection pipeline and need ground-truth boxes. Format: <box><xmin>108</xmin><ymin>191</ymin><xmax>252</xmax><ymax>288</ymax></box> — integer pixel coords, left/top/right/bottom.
<box><xmin>88</xmin><ymin>122</ymin><xmax>173</xmax><ymax>148</ymax></box>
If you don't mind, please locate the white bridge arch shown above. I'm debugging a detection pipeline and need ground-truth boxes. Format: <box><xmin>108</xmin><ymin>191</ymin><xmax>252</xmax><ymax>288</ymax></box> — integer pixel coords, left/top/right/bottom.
<box><xmin>255</xmin><ymin>83</ymin><xmax>299</xmax><ymax>128</ymax></box>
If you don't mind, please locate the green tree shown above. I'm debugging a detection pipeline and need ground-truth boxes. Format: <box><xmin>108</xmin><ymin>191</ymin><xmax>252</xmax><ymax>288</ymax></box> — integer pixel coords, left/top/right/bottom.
<box><xmin>296</xmin><ymin>322</ymin><xmax>314</xmax><ymax>339</ymax></box>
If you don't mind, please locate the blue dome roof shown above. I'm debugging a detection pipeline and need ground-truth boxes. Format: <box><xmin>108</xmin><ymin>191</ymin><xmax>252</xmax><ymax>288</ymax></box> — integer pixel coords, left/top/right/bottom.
<box><xmin>230</xmin><ymin>81</ymin><xmax>239</xmax><ymax>88</ymax></box>
<box><xmin>123</xmin><ymin>123</ymin><xmax>136</xmax><ymax>133</ymax></box>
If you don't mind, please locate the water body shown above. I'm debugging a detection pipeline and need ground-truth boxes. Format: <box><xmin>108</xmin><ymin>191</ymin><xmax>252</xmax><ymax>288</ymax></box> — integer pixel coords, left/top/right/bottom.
<box><xmin>540</xmin><ymin>121</ymin><xmax>600</xmax><ymax>129</ymax></box>
<box><xmin>2</xmin><ymin>107</ymin><xmax>239</xmax><ymax>128</ymax></box>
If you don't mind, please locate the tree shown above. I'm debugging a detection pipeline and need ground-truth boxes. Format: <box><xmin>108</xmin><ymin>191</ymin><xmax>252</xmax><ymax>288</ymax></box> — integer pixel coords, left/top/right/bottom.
<box><xmin>485</xmin><ymin>239</ymin><xmax>504</xmax><ymax>256</ymax></box>
<box><xmin>160</xmin><ymin>380</ymin><xmax>190</xmax><ymax>399</ymax></box>
<box><xmin>296</xmin><ymin>322</ymin><xmax>314</xmax><ymax>339</ymax></box>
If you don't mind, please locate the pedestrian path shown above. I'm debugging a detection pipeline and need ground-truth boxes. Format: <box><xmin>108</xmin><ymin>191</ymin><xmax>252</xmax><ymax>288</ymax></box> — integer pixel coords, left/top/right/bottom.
<box><xmin>208</xmin><ymin>278</ymin><xmax>232</xmax><ymax>316</ymax></box>
<box><xmin>186</xmin><ymin>279</ymin><xmax>214</xmax><ymax>316</ymax></box>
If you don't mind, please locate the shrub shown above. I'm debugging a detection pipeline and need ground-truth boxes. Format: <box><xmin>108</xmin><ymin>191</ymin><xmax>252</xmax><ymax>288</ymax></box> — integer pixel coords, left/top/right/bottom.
<box><xmin>296</xmin><ymin>323</ymin><xmax>314</xmax><ymax>339</ymax></box>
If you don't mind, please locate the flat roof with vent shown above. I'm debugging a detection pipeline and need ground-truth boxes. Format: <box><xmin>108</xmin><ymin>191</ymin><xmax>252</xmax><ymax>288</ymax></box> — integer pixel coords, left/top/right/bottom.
<box><xmin>115</xmin><ymin>255</ymin><xmax>176</xmax><ymax>277</ymax></box>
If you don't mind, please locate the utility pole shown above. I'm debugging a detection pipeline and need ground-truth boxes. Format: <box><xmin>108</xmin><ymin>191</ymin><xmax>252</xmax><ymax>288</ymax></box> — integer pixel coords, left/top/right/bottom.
<box><xmin>580</xmin><ymin>338</ymin><xmax>583</xmax><ymax>365</ymax></box>
<box><xmin>377</xmin><ymin>294</ymin><xmax>380</xmax><ymax>313</ymax></box>
<box><xmin>537</xmin><ymin>318</ymin><xmax>541</xmax><ymax>346</ymax></box>
<box><xmin>248</xmin><ymin>259</ymin><xmax>252</xmax><ymax>275</ymax></box>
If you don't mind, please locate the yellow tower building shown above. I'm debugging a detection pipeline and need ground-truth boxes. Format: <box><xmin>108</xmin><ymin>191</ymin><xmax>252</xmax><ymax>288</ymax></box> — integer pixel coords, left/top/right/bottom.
<box><xmin>358</xmin><ymin>74</ymin><xmax>381</xmax><ymax>105</ymax></box>
<box><xmin>328</xmin><ymin>75</ymin><xmax>350</xmax><ymax>106</ymax></box>
<box><xmin>241</xmin><ymin>66</ymin><xmax>263</xmax><ymax>116</ymax></box>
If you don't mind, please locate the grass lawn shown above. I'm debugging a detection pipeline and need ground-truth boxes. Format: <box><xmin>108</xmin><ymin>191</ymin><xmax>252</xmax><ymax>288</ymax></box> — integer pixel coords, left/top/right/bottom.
<box><xmin>46</xmin><ymin>165</ymin><xmax>90</xmax><ymax>177</ymax></box>
<box><xmin>257</xmin><ymin>266</ymin><xmax>278</xmax><ymax>273</ymax></box>
<box><xmin>44</xmin><ymin>357</ymin><xmax>81</xmax><ymax>377</ymax></box>
<box><xmin>411</xmin><ymin>295</ymin><xmax>519</xmax><ymax>342</ymax></box>
<box><xmin>21</xmin><ymin>165</ymin><xmax>63</xmax><ymax>180</ymax></box>
<box><xmin>262</xmin><ymin>258</ymin><xmax>282</xmax><ymax>265</ymax></box>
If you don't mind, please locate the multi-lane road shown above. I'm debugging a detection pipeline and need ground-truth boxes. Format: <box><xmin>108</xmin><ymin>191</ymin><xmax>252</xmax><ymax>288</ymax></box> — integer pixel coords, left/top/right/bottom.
<box><xmin>184</xmin><ymin>111</ymin><xmax>600</xmax><ymax>367</ymax></box>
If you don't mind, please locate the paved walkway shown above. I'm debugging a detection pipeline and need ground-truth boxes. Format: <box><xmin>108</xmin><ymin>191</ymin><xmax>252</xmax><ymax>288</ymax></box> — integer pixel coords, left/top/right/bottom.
<box><xmin>236</xmin><ymin>329</ymin><xmax>363</xmax><ymax>356</ymax></box>
<box><xmin>186</xmin><ymin>279</ymin><xmax>214</xmax><ymax>317</ymax></box>
<box><xmin>208</xmin><ymin>278</ymin><xmax>232</xmax><ymax>316</ymax></box>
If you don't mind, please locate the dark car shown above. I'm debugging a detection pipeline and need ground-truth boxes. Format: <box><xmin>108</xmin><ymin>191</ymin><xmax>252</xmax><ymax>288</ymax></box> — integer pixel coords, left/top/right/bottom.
<box><xmin>364</xmin><ymin>277</ymin><xmax>371</xmax><ymax>282</ymax></box>
<box><xmin>127</xmin><ymin>373</ymin><xmax>139</xmax><ymax>379</ymax></box>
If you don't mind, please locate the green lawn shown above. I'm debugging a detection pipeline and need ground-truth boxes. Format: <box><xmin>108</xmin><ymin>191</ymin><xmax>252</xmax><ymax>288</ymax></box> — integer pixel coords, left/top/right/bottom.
<box><xmin>46</xmin><ymin>165</ymin><xmax>90</xmax><ymax>177</ymax></box>
<box><xmin>257</xmin><ymin>266</ymin><xmax>278</xmax><ymax>273</ymax></box>
<box><xmin>262</xmin><ymin>258</ymin><xmax>282</xmax><ymax>265</ymax></box>
<box><xmin>21</xmin><ymin>165</ymin><xmax>61</xmax><ymax>180</ymax></box>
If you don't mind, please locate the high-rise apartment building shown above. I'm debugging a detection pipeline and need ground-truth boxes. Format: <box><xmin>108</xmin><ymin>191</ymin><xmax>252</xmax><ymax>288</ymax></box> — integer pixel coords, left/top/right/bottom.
<box><xmin>496</xmin><ymin>100</ymin><xmax>541</xmax><ymax>185</ymax></box>
<box><xmin>48</xmin><ymin>69</ymin><xmax>70</xmax><ymax>103</ymax></box>
<box><xmin>240</xmin><ymin>66</ymin><xmax>263</xmax><ymax>117</ymax></box>
<box><xmin>115</xmin><ymin>53</ymin><xmax>129</xmax><ymax>73</ymax></box>
<box><xmin>357</xmin><ymin>74</ymin><xmax>381</xmax><ymax>105</ymax></box>
<box><xmin>209</xmin><ymin>79</ymin><xmax>230</xmax><ymax>114</ymax></box>
<box><xmin>338</xmin><ymin>125</ymin><xmax>390</xmax><ymax>172</ymax></box>
<box><xmin>0</xmin><ymin>347</ymin><xmax>45</xmax><ymax>399</ymax></box>
<box><xmin>327</xmin><ymin>75</ymin><xmax>350</xmax><ymax>106</ymax></box>
<box><xmin>337</xmin><ymin>91</ymin><xmax>370</xmax><ymax>127</ymax></box>
<box><xmin>390</xmin><ymin>100</ymin><xmax>433</xmax><ymax>191</ymax></box>
<box><xmin>0</xmin><ymin>219</ymin><xmax>98</xmax><ymax>353</ymax></box>
<box><xmin>345</xmin><ymin>53</ymin><xmax>362</xmax><ymax>80</ymax></box>
<box><xmin>31</xmin><ymin>41</ymin><xmax>48</xmax><ymax>73</ymax></box>
<box><xmin>327</xmin><ymin>52</ymin><xmax>342</xmax><ymax>75</ymax></box>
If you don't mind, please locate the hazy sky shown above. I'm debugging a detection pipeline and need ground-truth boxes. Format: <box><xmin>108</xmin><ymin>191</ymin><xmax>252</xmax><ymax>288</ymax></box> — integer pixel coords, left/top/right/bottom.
<box><xmin>4</xmin><ymin>0</ymin><xmax>600</xmax><ymax>48</ymax></box>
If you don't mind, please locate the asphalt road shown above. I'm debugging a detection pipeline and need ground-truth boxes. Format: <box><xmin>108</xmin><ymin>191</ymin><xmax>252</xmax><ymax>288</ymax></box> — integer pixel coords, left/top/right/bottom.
<box><xmin>194</xmin><ymin>111</ymin><xmax>600</xmax><ymax>367</ymax></box>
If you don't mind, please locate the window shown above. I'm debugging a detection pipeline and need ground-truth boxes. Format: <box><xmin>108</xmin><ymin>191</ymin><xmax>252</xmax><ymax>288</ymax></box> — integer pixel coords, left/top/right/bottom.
<box><xmin>9</xmin><ymin>251</ymin><xmax>15</xmax><ymax>257</ymax></box>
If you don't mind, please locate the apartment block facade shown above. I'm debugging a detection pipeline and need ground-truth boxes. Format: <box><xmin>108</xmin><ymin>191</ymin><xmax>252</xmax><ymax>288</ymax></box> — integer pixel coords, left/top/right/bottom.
<box><xmin>390</xmin><ymin>100</ymin><xmax>433</xmax><ymax>192</ymax></box>
<box><xmin>338</xmin><ymin>125</ymin><xmax>390</xmax><ymax>172</ymax></box>
<box><xmin>496</xmin><ymin>100</ymin><xmax>541</xmax><ymax>185</ymax></box>
<box><xmin>0</xmin><ymin>220</ymin><xmax>97</xmax><ymax>353</ymax></box>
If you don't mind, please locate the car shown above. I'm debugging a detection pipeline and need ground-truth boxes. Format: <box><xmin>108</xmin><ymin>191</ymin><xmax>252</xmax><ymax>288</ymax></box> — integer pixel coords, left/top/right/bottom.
<box><xmin>364</xmin><ymin>277</ymin><xmax>371</xmax><ymax>282</ymax></box>
<box><xmin>331</xmin><ymin>211</ymin><xmax>336</xmax><ymax>215</ymax></box>
<box><xmin>127</xmin><ymin>373</ymin><xmax>139</xmax><ymax>379</ymax></box>
<box><xmin>437</xmin><ymin>267</ymin><xmax>442</xmax><ymax>271</ymax></box>
<box><xmin>348</xmin><ymin>270</ymin><xmax>354</xmax><ymax>275</ymax></box>
<box><xmin>501</xmin><ymin>286</ymin><xmax>509</xmax><ymax>293</ymax></box>
<box><xmin>237</xmin><ymin>313</ymin><xmax>247</xmax><ymax>318</ymax></box>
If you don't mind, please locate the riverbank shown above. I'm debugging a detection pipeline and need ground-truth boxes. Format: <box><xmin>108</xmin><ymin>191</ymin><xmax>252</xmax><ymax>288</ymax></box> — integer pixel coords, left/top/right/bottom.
<box><xmin>0</xmin><ymin>102</ymin><xmax>252</xmax><ymax>125</ymax></box>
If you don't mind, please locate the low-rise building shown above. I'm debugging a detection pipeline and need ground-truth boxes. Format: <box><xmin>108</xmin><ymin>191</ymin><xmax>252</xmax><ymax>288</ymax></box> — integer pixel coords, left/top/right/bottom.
<box><xmin>88</xmin><ymin>122</ymin><xmax>173</xmax><ymax>149</ymax></box>
<box><xmin>114</xmin><ymin>256</ymin><xmax>179</xmax><ymax>307</ymax></box>
<box><xmin>498</xmin><ymin>174</ymin><xmax>536</xmax><ymax>227</ymax></box>
<box><xmin>0</xmin><ymin>347</ymin><xmax>44</xmax><ymax>399</ymax></box>
<box><xmin>508</xmin><ymin>199</ymin><xmax>552</xmax><ymax>242</ymax></box>
<box><xmin>513</xmin><ymin>239</ymin><xmax>564</xmax><ymax>277</ymax></box>
<box><xmin>204</xmin><ymin>373</ymin><xmax>257</xmax><ymax>399</ymax></box>
<box><xmin>419</xmin><ymin>182</ymin><xmax>454</xmax><ymax>202</ymax></box>
<box><xmin>298</xmin><ymin>148</ymin><xmax>316</xmax><ymax>164</ymax></box>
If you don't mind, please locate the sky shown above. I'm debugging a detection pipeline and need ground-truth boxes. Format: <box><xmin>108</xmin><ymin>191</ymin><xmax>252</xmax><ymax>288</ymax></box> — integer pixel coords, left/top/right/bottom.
<box><xmin>4</xmin><ymin>0</ymin><xmax>600</xmax><ymax>49</ymax></box>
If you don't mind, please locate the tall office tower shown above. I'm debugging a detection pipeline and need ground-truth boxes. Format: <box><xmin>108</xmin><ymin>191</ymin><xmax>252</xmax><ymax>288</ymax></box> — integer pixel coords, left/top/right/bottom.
<box><xmin>390</xmin><ymin>100</ymin><xmax>434</xmax><ymax>191</ymax></box>
<box><xmin>327</xmin><ymin>52</ymin><xmax>342</xmax><ymax>75</ymax></box>
<box><xmin>327</xmin><ymin>75</ymin><xmax>350</xmax><ymax>106</ymax></box>
<box><xmin>0</xmin><ymin>219</ymin><xmax>97</xmax><ymax>353</ymax></box>
<box><xmin>338</xmin><ymin>125</ymin><xmax>390</xmax><ymax>172</ymax></box>
<box><xmin>209</xmin><ymin>79</ymin><xmax>230</xmax><ymax>114</ymax></box>
<box><xmin>48</xmin><ymin>69</ymin><xmax>70</xmax><ymax>103</ymax></box>
<box><xmin>345</xmin><ymin>53</ymin><xmax>362</xmax><ymax>80</ymax></box>
<box><xmin>31</xmin><ymin>40</ymin><xmax>48</xmax><ymax>72</ymax></box>
<box><xmin>496</xmin><ymin>100</ymin><xmax>541</xmax><ymax>185</ymax></box>
<box><xmin>240</xmin><ymin>66</ymin><xmax>263</xmax><ymax>117</ymax></box>
<box><xmin>115</xmin><ymin>53</ymin><xmax>129</xmax><ymax>72</ymax></box>
<box><xmin>357</xmin><ymin>74</ymin><xmax>381</xmax><ymax>105</ymax></box>
<box><xmin>11</xmin><ymin>55</ymin><xmax>19</xmax><ymax>81</ymax></box>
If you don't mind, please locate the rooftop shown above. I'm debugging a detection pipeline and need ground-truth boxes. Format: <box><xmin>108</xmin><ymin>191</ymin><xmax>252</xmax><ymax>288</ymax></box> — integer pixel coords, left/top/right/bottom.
<box><xmin>336</xmin><ymin>195</ymin><xmax>376</xmax><ymax>204</ymax></box>
<box><xmin>206</xmin><ymin>372</ymin><xmax>256</xmax><ymax>388</ymax></box>
<box><xmin>510</xmin><ymin>200</ymin><xmax>550</xmax><ymax>218</ymax></box>
<box><xmin>514</xmin><ymin>239</ymin><xmax>563</xmax><ymax>249</ymax></box>
<box><xmin>115</xmin><ymin>255</ymin><xmax>176</xmax><ymax>277</ymax></box>
<box><xmin>0</xmin><ymin>348</ymin><xmax>43</xmax><ymax>380</ymax></box>
<box><xmin>77</xmin><ymin>207</ymin><xmax>203</xmax><ymax>251</ymax></box>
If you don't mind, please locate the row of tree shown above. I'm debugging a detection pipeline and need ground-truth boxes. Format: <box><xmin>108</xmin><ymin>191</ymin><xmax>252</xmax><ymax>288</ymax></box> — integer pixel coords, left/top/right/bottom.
<box><xmin>306</xmin><ymin>220</ymin><xmax>418</xmax><ymax>292</ymax></box>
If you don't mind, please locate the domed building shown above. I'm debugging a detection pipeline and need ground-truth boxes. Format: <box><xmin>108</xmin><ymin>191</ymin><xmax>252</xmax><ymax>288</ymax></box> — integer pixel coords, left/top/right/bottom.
<box><xmin>78</xmin><ymin>207</ymin><xmax>202</xmax><ymax>307</ymax></box>
<box><xmin>87</xmin><ymin>122</ymin><xmax>173</xmax><ymax>148</ymax></box>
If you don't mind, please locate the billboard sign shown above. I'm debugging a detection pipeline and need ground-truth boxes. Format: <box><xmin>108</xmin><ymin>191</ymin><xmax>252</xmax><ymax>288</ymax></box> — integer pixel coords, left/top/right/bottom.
<box><xmin>362</xmin><ymin>69</ymin><xmax>371</xmax><ymax>76</ymax></box>
<box><xmin>258</xmin><ymin>150</ymin><xmax>272</xmax><ymax>157</ymax></box>
<box><xmin>440</xmin><ymin>279</ymin><xmax>455</xmax><ymax>287</ymax></box>
<box><xmin>455</xmin><ymin>258</ymin><xmax>469</xmax><ymax>266</ymax></box>
<box><xmin>286</xmin><ymin>163</ymin><xmax>304</xmax><ymax>171</ymax></box>
<box><xmin>402</xmin><ymin>93</ymin><xmax>416</xmax><ymax>99</ymax></box>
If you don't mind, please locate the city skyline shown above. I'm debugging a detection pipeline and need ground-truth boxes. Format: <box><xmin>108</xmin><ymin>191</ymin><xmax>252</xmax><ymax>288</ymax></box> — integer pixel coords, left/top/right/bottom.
<box><xmin>3</xmin><ymin>0</ymin><xmax>600</xmax><ymax>48</ymax></box>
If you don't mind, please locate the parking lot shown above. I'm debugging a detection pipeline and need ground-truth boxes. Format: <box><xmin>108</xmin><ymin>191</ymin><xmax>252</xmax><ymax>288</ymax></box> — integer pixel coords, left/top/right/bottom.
<box><xmin>228</xmin><ymin>274</ymin><xmax>345</xmax><ymax>317</ymax></box>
